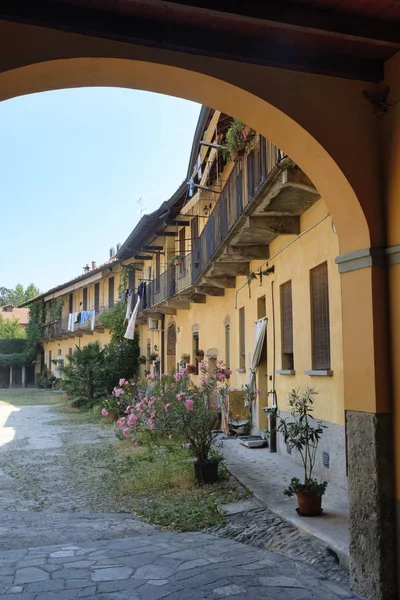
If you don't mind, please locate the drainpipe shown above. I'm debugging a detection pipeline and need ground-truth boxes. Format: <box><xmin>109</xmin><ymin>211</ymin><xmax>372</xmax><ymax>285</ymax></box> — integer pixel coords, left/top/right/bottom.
<box><xmin>269</xmin><ymin>279</ymin><xmax>277</xmax><ymax>453</ymax></box>
<box><xmin>160</xmin><ymin>314</ymin><xmax>165</xmax><ymax>377</ymax></box>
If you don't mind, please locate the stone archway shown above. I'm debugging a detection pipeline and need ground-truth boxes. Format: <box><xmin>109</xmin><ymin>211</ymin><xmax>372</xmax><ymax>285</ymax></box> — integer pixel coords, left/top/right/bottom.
<box><xmin>0</xmin><ymin>24</ymin><xmax>394</xmax><ymax>596</ymax></box>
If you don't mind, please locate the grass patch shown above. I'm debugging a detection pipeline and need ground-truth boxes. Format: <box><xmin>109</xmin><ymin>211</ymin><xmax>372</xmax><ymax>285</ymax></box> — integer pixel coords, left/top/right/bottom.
<box><xmin>0</xmin><ymin>388</ymin><xmax>63</xmax><ymax>406</ymax></box>
<box><xmin>109</xmin><ymin>443</ymin><xmax>249</xmax><ymax>531</ymax></box>
<box><xmin>49</xmin><ymin>402</ymin><xmax>112</xmax><ymax>426</ymax></box>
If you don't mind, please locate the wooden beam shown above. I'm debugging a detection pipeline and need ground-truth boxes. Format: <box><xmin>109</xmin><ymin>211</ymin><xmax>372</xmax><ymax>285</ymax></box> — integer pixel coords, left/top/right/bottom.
<box><xmin>165</xmin><ymin>220</ymin><xmax>190</xmax><ymax>227</ymax></box>
<box><xmin>155</xmin><ymin>231</ymin><xmax>176</xmax><ymax>236</ymax></box>
<box><xmin>143</xmin><ymin>245</ymin><xmax>164</xmax><ymax>251</ymax></box>
<box><xmin>134</xmin><ymin>255</ymin><xmax>153</xmax><ymax>260</ymax></box>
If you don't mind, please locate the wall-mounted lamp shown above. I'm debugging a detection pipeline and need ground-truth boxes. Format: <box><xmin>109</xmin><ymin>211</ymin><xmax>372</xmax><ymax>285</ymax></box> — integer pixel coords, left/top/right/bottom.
<box><xmin>203</xmin><ymin>203</ymin><xmax>212</xmax><ymax>216</ymax></box>
<box><xmin>262</xmin><ymin>266</ymin><xmax>275</xmax><ymax>276</ymax></box>
<box><xmin>154</xmin><ymin>345</ymin><xmax>158</xmax><ymax>352</ymax></box>
<box><xmin>176</xmin><ymin>327</ymin><xmax>181</xmax><ymax>334</ymax></box>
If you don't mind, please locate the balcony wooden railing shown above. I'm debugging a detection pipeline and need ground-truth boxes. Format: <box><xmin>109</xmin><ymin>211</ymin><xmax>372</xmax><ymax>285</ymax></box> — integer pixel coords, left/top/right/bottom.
<box><xmin>42</xmin><ymin>306</ymin><xmax>110</xmax><ymax>339</ymax></box>
<box><xmin>140</xmin><ymin>137</ymin><xmax>280</xmax><ymax>311</ymax></box>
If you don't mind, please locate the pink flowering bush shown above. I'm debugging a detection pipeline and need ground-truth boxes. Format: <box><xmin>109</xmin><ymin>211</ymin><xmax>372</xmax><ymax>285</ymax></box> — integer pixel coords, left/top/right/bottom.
<box><xmin>114</xmin><ymin>361</ymin><xmax>232</xmax><ymax>464</ymax></box>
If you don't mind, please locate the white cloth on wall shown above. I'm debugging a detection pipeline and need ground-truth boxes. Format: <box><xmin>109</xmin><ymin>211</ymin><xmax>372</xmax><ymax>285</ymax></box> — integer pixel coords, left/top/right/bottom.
<box><xmin>68</xmin><ymin>312</ymin><xmax>77</xmax><ymax>332</ymax></box>
<box><xmin>124</xmin><ymin>296</ymin><xmax>141</xmax><ymax>340</ymax></box>
<box><xmin>125</xmin><ymin>292</ymin><xmax>134</xmax><ymax>323</ymax></box>
<box><xmin>246</xmin><ymin>318</ymin><xmax>267</xmax><ymax>407</ymax></box>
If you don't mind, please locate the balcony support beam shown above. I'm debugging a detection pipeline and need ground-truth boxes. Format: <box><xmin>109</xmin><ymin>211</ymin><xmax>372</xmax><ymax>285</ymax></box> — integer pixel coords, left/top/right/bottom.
<box><xmin>223</xmin><ymin>245</ymin><xmax>269</xmax><ymax>261</ymax></box>
<box><xmin>195</xmin><ymin>286</ymin><xmax>225</xmax><ymax>297</ymax></box>
<box><xmin>187</xmin><ymin>293</ymin><xmax>207</xmax><ymax>304</ymax></box>
<box><xmin>202</xmin><ymin>276</ymin><xmax>236</xmax><ymax>289</ymax></box>
<box><xmin>248</xmin><ymin>216</ymin><xmax>300</xmax><ymax>235</ymax></box>
<box><xmin>166</xmin><ymin>300</ymin><xmax>191</xmax><ymax>310</ymax></box>
<box><xmin>210</xmin><ymin>262</ymin><xmax>249</xmax><ymax>277</ymax></box>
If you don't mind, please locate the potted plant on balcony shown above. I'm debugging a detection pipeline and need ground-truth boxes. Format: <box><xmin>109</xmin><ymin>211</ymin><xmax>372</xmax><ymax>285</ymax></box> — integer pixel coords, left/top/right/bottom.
<box><xmin>223</xmin><ymin>119</ymin><xmax>256</xmax><ymax>162</ymax></box>
<box><xmin>195</xmin><ymin>349</ymin><xmax>205</xmax><ymax>359</ymax></box>
<box><xmin>277</xmin><ymin>387</ymin><xmax>328</xmax><ymax>516</ymax></box>
<box><xmin>149</xmin><ymin>352</ymin><xmax>158</xmax><ymax>363</ymax></box>
<box><xmin>181</xmin><ymin>352</ymin><xmax>190</xmax><ymax>364</ymax></box>
<box><xmin>137</xmin><ymin>355</ymin><xmax>147</xmax><ymax>365</ymax></box>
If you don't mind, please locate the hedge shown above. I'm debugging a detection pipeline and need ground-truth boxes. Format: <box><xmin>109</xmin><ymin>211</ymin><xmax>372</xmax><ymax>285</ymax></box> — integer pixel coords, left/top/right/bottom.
<box><xmin>0</xmin><ymin>353</ymin><xmax>29</xmax><ymax>368</ymax></box>
<box><xmin>0</xmin><ymin>339</ymin><xmax>27</xmax><ymax>355</ymax></box>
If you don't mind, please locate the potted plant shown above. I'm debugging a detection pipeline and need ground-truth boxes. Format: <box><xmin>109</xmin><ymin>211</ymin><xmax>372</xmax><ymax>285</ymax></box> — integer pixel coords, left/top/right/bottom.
<box><xmin>277</xmin><ymin>387</ymin><xmax>328</xmax><ymax>516</ymax></box>
<box><xmin>137</xmin><ymin>355</ymin><xmax>147</xmax><ymax>365</ymax></box>
<box><xmin>149</xmin><ymin>352</ymin><xmax>158</xmax><ymax>363</ymax></box>
<box><xmin>181</xmin><ymin>352</ymin><xmax>190</xmax><ymax>364</ymax></box>
<box><xmin>195</xmin><ymin>349</ymin><xmax>204</xmax><ymax>359</ymax></box>
<box><xmin>223</xmin><ymin>119</ymin><xmax>256</xmax><ymax>162</ymax></box>
<box><xmin>167</xmin><ymin>255</ymin><xmax>184</xmax><ymax>268</ymax></box>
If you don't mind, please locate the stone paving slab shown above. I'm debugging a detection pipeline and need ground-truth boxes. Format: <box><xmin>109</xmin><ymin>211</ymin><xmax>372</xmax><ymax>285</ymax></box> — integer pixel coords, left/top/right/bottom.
<box><xmin>0</xmin><ymin>532</ymin><xmax>365</xmax><ymax>599</ymax></box>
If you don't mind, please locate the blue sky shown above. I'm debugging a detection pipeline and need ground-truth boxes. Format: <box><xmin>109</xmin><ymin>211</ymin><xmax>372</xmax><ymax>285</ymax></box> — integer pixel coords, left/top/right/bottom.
<box><xmin>0</xmin><ymin>88</ymin><xmax>201</xmax><ymax>292</ymax></box>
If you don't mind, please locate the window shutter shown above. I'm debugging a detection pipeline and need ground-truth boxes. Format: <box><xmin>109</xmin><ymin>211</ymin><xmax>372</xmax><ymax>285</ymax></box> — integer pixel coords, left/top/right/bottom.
<box><xmin>108</xmin><ymin>277</ymin><xmax>115</xmax><ymax>309</ymax></box>
<box><xmin>281</xmin><ymin>281</ymin><xmax>293</xmax><ymax>355</ymax></box>
<box><xmin>310</xmin><ymin>262</ymin><xmax>331</xmax><ymax>370</ymax></box>
<box><xmin>94</xmin><ymin>283</ymin><xmax>100</xmax><ymax>313</ymax></box>
<box><xmin>128</xmin><ymin>268</ymin><xmax>135</xmax><ymax>292</ymax></box>
<box><xmin>82</xmin><ymin>287</ymin><xmax>88</xmax><ymax>311</ymax></box>
<box><xmin>191</xmin><ymin>216</ymin><xmax>199</xmax><ymax>244</ymax></box>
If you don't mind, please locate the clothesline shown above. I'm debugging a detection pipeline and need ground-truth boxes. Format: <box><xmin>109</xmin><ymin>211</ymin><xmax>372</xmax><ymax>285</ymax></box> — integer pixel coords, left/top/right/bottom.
<box><xmin>67</xmin><ymin>310</ymin><xmax>95</xmax><ymax>332</ymax></box>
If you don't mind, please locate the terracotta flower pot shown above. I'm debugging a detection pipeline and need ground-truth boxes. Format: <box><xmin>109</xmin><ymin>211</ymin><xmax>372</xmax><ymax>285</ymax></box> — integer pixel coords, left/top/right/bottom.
<box><xmin>296</xmin><ymin>490</ymin><xmax>323</xmax><ymax>516</ymax></box>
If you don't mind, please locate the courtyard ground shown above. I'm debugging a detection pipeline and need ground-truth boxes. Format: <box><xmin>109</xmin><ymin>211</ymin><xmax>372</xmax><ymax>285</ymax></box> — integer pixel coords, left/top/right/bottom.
<box><xmin>0</xmin><ymin>389</ymin><xmax>363</xmax><ymax>599</ymax></box>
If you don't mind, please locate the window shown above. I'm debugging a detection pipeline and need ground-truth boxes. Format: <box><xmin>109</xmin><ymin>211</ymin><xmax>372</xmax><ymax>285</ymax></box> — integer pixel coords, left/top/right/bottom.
<box><xmin>239</xmin><ymin>307</ymin><xmax>245</xmax><ymax>369</ymax></box>
<box><xmin>179</xmin><ymin>228</ymin><xmax>186</xmax><ymax>275</ymax></box>
<box><xmin>281</xmin><ymin>281</ymin><xmax>294</xmax><ymax>370</ymax></box>
<box><xmin>225</xmin><ymin>325</ymin><xmax>230</xmax><ymax>369</ymax></box>
<box><xmin>193</xmin><ymin>331</ymin><xmax>199</xmax><ymax>374</ymax></box>
<box><xmin>128</xmin><ymin>268</ymin><xmax>135</xmax><ymax>292</ymax></box>
<box><xmin>48</xmin><ymin>350</ymin><xmax>52</xmax><ymax>370</ymax></box>
<box><xmin>155</xmin><ymin>253</ymin><xmax>161</xmax><ymax>292</ymax></box>
<box><xmin>94</xmin><ymin>283</ymin><xmax>100</xmax><ymax>313</ymax></box>
<box><xmin>108</xmin><ymin>277</ymin><xmax>115</xmax><ymax>309</ymax></box>
<box><xmin>68</xmin><ymin>293</ymin><xmax>73</xmax><ymax>314</ymax></box>
<box><xmin>68</xmin><ymin>348</ymin><xmax>73</xmax><ymax>356</ymax></box>
<box><xmin>310</xmin><ymin>262</ymin><xmax>331</xmax><ymax>370</ymax></box>
<box><xmin>191</xmin><ymin>216</ymin><xmax>199</xmax><ymax>249</ymax></box>
<box><xmin>82</xmin><ymin>287</ymin><xmax>88</xmax><ymax>311</ymax></box>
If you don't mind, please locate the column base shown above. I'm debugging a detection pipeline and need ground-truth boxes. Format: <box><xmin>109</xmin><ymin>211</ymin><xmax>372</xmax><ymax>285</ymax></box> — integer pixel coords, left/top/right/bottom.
<box><xmin>347</xmin><ymin>411</ymin><xmax>396</xmax><ymax>600</ymax></box>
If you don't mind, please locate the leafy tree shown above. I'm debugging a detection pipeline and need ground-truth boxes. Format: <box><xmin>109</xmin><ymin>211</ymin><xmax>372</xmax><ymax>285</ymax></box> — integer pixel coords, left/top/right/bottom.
<box><xmin>100</xmin><ymin>301</ymin><xmax>140</xmax><ymax>384</ymax></box>
<box><xmin>0</xmin><ymin>283</ymin><xmax>40</xmax><ymax>307</ymax></box>
<box><xmin>0</xmin><ymin>314</ymin><xmax>26</xmax><ymax>339</ymax></box>
<box><xmin>62</xmin><ymin>342</ymin><xmax>109</xmax><ymax>408</ymax></box>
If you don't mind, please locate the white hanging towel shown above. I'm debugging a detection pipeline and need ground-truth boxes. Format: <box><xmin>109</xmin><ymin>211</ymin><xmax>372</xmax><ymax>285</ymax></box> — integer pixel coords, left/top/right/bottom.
<box><xmin>90</xmin><ymin>310</ymin><xmax>95</xmax><ymax>330</ymax></box>
<box><xmin>68</xmin><ymin>312</ymin><xmax>76</xmax><ymax>332</ymax></box>
<box><xmin>196</xmin><ymin>154</ymin><xmax>202</xmax><ymax>180</ymax></box>
<box><xmin>246</xmin><ymin>318</ymin><xmax>267</xmax><ymax>407</ymax></box>
<box><xmin>125</xmin><ymin>292</ymin><xmax>133</xmax><ymax>323</ymax></box>
<box><xmin>124</xmin><ymin>295</ymin><xmax>141</xmax><ymax>340</ymax></box>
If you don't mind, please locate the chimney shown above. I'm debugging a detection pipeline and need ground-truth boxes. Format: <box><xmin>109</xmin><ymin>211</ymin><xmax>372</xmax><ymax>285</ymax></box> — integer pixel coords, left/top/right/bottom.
<box><xmin>83</xmin><ymin>264</ymin><xmax>90</xmax><ymax>273</ymax></box>
<box><xmin>116</xmin><ymin>242</ymin><xmax>121</xmax><ymax>254</ymax></box>
<box><xmin>109</xmin><ymin>247</ymin><xmax>115</xmax><ymax>259</ymax></box>
<box><xmin>91</xmin><ymin>261</ymin><xmax>97</xmax><ymax>270</ymax></box>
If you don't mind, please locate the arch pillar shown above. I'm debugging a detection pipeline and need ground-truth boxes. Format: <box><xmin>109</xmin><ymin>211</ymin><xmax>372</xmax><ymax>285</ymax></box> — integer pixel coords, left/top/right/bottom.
<box><xmin>336</xmin><ymin>251</ymin><xmax>395</xmax><ymax>600</ymax></box>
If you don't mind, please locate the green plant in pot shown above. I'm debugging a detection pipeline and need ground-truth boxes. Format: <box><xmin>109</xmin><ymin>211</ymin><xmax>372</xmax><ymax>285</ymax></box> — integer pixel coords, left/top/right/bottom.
<box><xmin>137</xmin><ymin>355</ymin><xmax>147</xmax><ymax>365</ymax></box>
<box><xmin>167</xmin><ymin>255</ymin><xmax>184</xmax><ymax>268</ymax></box>
<box><xmin>277</xmin><ymin>387</ymin><xmax>328</xmax><ymax>516</ymax></box>
<box><xmin>181</xmin><ymin>352</ymin><xmax>190</xmax><ymax>364</ymax></box>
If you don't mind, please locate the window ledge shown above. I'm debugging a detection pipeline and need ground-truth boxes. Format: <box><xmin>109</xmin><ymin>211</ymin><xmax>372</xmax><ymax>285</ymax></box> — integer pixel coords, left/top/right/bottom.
<box><xmin>236</xmin><ymin>368</ymin><xmax>246</xmax><ymax>373</ymax></box>
<box><xmin>305</xmin><ymin>369</ymin><xmax>333</xmax><ymax>377</ymax></box>
<box><xmin>276</xmin><ymin>369</ymin><xmax>296</xmax><ymax>376</ymax></box>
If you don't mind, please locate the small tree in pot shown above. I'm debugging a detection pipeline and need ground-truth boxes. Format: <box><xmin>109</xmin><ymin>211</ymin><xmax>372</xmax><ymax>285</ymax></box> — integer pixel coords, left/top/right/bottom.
<box><xmin>277</xmin><ymin>387</ymin><xmax>327</xmax><ymax>516</ymax></box>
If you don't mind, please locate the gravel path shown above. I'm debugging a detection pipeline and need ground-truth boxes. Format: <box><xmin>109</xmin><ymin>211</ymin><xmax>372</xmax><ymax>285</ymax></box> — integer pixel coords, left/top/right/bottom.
<box><xmin>0</xmin><ymin>396</ymin><xmax>356</xmax><ymax>598</ymax></box>
<box><xmin>0</xmin><ymin>401</ymin><xmax>151</xmax><ymax>549</ymax></box>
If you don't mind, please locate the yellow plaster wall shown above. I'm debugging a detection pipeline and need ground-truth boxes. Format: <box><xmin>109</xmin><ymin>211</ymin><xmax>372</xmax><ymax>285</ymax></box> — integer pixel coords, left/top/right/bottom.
<box><xmin>171</xmin><ymin>199</ymin><xmax>343</xmax><ymax>428</ymax></box>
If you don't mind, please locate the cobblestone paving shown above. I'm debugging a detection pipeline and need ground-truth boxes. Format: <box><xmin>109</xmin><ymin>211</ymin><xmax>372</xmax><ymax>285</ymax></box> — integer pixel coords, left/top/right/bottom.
<box><xmin>0</xmin><ymin>533</ymin><xmax>363</xmax><ymax>600</ymax></box>
<box><xmin>210</xmin><ymin>507</ymin><xmax>350</xmax><ymax>589</ymax></box>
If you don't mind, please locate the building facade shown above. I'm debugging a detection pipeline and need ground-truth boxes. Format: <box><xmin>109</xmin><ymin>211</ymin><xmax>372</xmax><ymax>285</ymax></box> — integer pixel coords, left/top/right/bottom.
<box><xmin>118</xmin><ymin>108</ymin><xmax>346</xmax><ymax>488</ymax></box>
